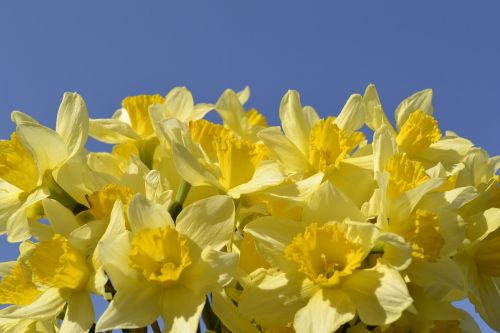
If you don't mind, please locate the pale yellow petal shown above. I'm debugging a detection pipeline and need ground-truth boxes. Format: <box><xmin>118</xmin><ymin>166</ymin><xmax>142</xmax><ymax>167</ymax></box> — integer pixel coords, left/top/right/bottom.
<box><xmin>55</xmin><ymin>92</ymin><xmax>89</xmax><ymax>158</ymax></box>
<box><xmin>96</xmin><ymin>283</ymin><xmax>161</xmax><ymax>331</ymax></box>
<box><xmin>10</xmin><ymin>110</ymin><xmax>39</xmax><ymax>125</ymax></box>
<box><xmin>258</xmin><ymin>126</ymin><xmax>310</xmax><ymax>174</ymax></box>
<box><xmin>394</xmin><ymin>89</ymin><xmax>433</xmax><ymax>130</ymax></box>
<box><xmin>42</xmin><ymin>199</ymin><xmax>80</xmax><ymax>237</ymax></box>
<box><xmin>363</xmin><ymin>84</ymin><xmax>396</xmax><ymax>133</ymax></box>
<box><xmin>0</xmin><ymin>288</ymin><xmax>66</xmax><ymax>321</ymax></box>
<box><xmin>294</xmin><ymin>289</ymin><xmax>355</xmax><ymax>333</ymax></box>
<box><xmin>59</xmin><ymin>292</ymin><xmax>94</xmax><ymax>333</ymax></box>
<box><xmin>161</xmin><ymin>285</ymin><xmax>205</xmax><ymax>333</ymax></box>
<box><xmin>279</xmin><ymin>90</ymin><xmax>310</xmax><ymax>156</ymax></box>
<box><xmin>215</xmin><ymin>89</ymin><xmax>248</xmax><ymax>136</ymax></box>
<box><xmin>335</xmin><ymin>94</ymin><xmax>365</xmax><ymax>134</ymax></box>
<box><xmin>89</xmin><ymin>118</ymin><xmax>140</xmax><ymax>144</ymax></box>
<box><xmin>373</xmin><ymin>125</ymin><xmax>398</xmax><ymax>174</ymax></box>
<box><xmin>212</xmin><ymin>290</ymin><xmax>260</xmax><ymax>333</ymax></box>
<box><xmin>228</xmin><ymin>161</ymin><xmax>285</xmax><ymax>198</ymax></box>
<box><xmin>303</xmin><ymin>181</ymin><xmax>365</xmax><ymax>224</ymax></box>
<box><xmin>128</xmin><ymin>193</ymin><xmax>174</xmax><ymax>231</ymax></box>
<box><xmin>244</xmin><ymin>217</ymin><xmax>304</xmax><ymax>269</ymax></box>
<box><xmin>98</xmin><ymin>232</ymin><xmax>140</xmax><ymax>290</ymax></box>
<box><xmin>16</xmin><ymin>123</ymin><xmax>67</xmax><ymax>179</ymax></box>
<box><xmin>239</xmin><ymin>270</ymin><xmax>317</xmax><ymax>328</ymax></box>
<box><xmin>237</xmin><ymin>85</ymin><xmax>251</xmax><ymax>105</ymax></box>
<box><xmin>172</xmin><ymin>143</ymin><xmax>221</xmax><ymax>188</ymax></box>
<box><xmin>343</xmin><ymin>265</ymin><xmax>412</xmax><ymax>325</ymax></box>
<box><xmin>467</xmin><ymin>208</ymin><xmax>500</xmax><ymax>241</ymax></box>
<box><xmin>176</xmin><ymin>195</ymin><xmax>234</xmax><ymax>250</ymax></box>
<box><xmin>164</xmin><ymin>86</ymin><xmax>195</xmax><ymax>122</ymax></box>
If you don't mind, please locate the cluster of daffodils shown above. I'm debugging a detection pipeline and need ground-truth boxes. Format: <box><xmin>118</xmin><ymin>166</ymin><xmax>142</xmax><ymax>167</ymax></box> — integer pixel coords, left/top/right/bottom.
<box><xmin>0</xmin><ymin>85</ymin><xmax>499</xmax><ymax>333</ymax></box>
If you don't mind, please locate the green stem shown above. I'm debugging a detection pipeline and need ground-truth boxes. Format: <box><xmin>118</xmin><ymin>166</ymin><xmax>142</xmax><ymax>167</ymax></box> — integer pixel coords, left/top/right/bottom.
<box><xmin>168</xmin><ymin>180</ymin><xmax>191</xmax><ymax>221</ymax></box>
<box><xmin>151</xmin><ymin>321</ymin><xmax>161</xmax><ymax>333</ymax></box>
<box><xmin>202</xmin><ymin>295</ymin><xmax>221</xmax><ymax>333</ymax></box>
<box><xmin>43</xmin><ymin>172</ymin><xmax>87</xmax><ymax>214</ymax></box>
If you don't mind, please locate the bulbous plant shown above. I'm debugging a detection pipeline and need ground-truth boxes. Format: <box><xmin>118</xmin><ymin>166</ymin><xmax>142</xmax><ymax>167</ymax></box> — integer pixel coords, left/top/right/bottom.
<box><xmin>0</xmin><ymin>85</ymin><xmax>498</xmax><ymax>332</ymax></box>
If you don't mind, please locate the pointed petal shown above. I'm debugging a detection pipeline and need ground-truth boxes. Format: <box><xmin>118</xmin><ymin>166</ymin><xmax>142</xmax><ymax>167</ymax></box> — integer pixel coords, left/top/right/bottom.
<box><xmin>89</xmin><ymin>118</ymin><xmax>140</xmax><ymax>144</ymax></box>
<box><xmin>215</xmin><ymin>89</ymin><xmax>248</xmax><ymax>136</ymax></box>
<box><xmin>59</xmin><ymin>292</ymin><xmax>94</xmax><ymax>333</ymax></box>
<box><xmin>212</xmin><ymin>290</ymin><xmax>260</xmax><ymax>333</ymax></box>
<box><xmin>228</xmin><ymin>161</ymin><xmax>285</xmax><ymax>198</ymax></box>
<box><xmin>363</xmin><ymin>84</ymin><xmax>396</xmax><ymax>133</ymax></box>
<box><xmin>335</xmin><ymin>94</ymin><xmax>365</xmax><ymax>134</ymax></box>
<box><xmin>164</xmin><ymin>87</ymin><xmax>195</xmax><ymax>122</ymax></box>
<box><xmin>128</xmin><ymin>193</ymin><xmax>174</xmax><ymax>231</ymax></box>
<box><xmin>16</xmin><ymin>123</ymin><xmax>67</xmax><ymax>178</ymax></box>
<box><xmin>177</xmin><ymin>195</ymin><xmax>234</xmax><ymax>250</ymax></box>
<box><xmin>244</xmin><ymin>217</ymin><xmax>304</xmax><ymax>269</ymax></box>
<box><xmin>258</xmin><ymin>127</ymin><xmax>310</xmax><ymax>174</ymax></box>
<box><xmin>394</xmin><ymin>89</ymin><xmax>433</xmax><ymax>130</ymax></box>
<box><xmin>172</xmin><ymin>143</ymin><xmax>221</xmax><ymax>188</ymax></box>
<box><xmin>343</xmin><ymin>265</ymin><xmax>412</xmax><ymax>325</ymax></box>
<box><xmin>304</xmin><ymin>181</ymin><xmax>365</xmax><ymax>223</ymax></box>
<box><xmin>96</xmin><ymin>284</ymin><xmax>161</xmax><ymax>331</ymax></box>
<box><xmin>279</xmin><ymin>90</ymin><xmax>310</xmax><ymax>155</ymax></box>
<box><xmin>239</xmin><ymin>270</ymin><xmax>317</xmax><ymax>328</ymax></box>
<box><xmin>10</xmin><ymin>111</ymin><xmax>39</xmax><ymax>125</ymax></box>
<box><xmin>0</xmin><ymin>288</ymin><xmax>66</xmax><ymax>321</ymax></box>
<box><xmin>236</xmin><ymin>86</ymin><xmax>251</xmax><ymax>105</ymax></box>
<box><xmin>181</xmin><ymin>247</ymin><xmax>237</xmax><ymax>295</ymax></box>
<box><xmin>294</xmin><ymin>289</ymin><xmax>355</xmax><ymax>333</ymax></box>
<box><xmin>162</xmin><ymin>285</ymin><xmax>205</xmax><ymax>333</ymax></box>
<box><xmin>43</xmin><ymin>199</ymin><xmax>80</xmax><ymax>237</ymax></box>
<box><xmin>98</xmin><ymin>232</ymin><xmax>140</xmax><ymax>290</ymax></box>
<box><xmin>55</xmin><ymin>92</ymin><xmax>89</xmax><ymax>158</ymax></box>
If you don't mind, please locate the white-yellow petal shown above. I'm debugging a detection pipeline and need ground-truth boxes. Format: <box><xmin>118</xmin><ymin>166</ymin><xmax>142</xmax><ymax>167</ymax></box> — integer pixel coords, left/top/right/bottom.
<box><xmin>55</xmin><ymin>92</ymin><xmax>89</xmax><ymax>158</ymax></box>
<box><xmin>59</xmin><ymin>292</ymin><xmax>94</xmax><ymax>333</ymax></box>
<box><xmin>128</xmin><ymin>193</ymin><xmax>174</xmax><ymax>231</ymax></box>
<box><xmin>335</xmin><ymin>94</ymin><xmax>365</xmax><ymax>135</ymax></box>
<box><xmin>161</xmin><ymin>285</ymin><xmax>205</xmax><ymax>333</ymax></box>
<box><xmin>96</xmin><ymin>283</ymin><xmax>161</xmax><ymax>331</ymax></box>
<box><xmin>343</xmin><ymin>265</ymin><xmax>412</xmax><ymax>325</ymax></box>
<box><xmin>394</xmin><ymin>89</ymin><xmax>433</xmax><ymax>130</ymax></box>
<box><xmin>16</xmin><ymin>123</ymin><xmax>67</xmax><ymax>181</ymax></box>
<box><xmin>279</xmin><ymin>90</ymin><xmax>311</xmax><ymax>156</ymax></box>
<box><xmin>176</xmin><ymin>195</ymin><xmax>234</xmax><ymax>250</ymax></box>
<box><xmin>89</xmin><ymin>118</ymin><xmax>140</xmax><ymax>144</ymax></box>
<box><xmin>294</xmin><ymin>289</ymin><xmax>355</xmax><ymax>333</ymax></box>
<box><xmin>43</xmin><ymin>199</ymin><xmax>80</xmax><ymax>237</ymax></box>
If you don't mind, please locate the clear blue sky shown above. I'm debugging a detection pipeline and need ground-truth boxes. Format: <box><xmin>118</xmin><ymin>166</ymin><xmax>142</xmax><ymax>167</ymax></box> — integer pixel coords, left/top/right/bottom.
<box><xmin>1</xmin><ymin>1</ymin><xmax>499</xmax><ymax>331</ymax></box>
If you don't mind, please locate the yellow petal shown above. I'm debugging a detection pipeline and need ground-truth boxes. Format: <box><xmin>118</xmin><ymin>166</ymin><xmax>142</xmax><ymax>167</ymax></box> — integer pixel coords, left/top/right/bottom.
<box><xmin>343</xmin><ymin>265</ymin><xmax>412</xmax><ymax>325</ymax></box>
<box><xmin>294</xmin><ymin>289</ymin><xmax>355</xmax><ymax>333</ymax></box>
<box><xmin>394</xmin><ymin>89</ymin><xmax>433</xmax><ymax>130</ymax></box>
<box><xmin>176</xmin><ymin>195</ymin><xmax>234</xmax><ymax>250</ymax></box>
<box><xmin>162</xmin><ymin>285</ymin><xmax>205</xmax><ymax>333</ymax></box>
<box><xmin>59</xmin><ymin>292</ymin><xmax>94</xmax><ymax>333</ymax></box>
<box><xmin>55</xmin><ymin>92</ymin><xmax>89</xmax><ymax>158</ymax></box>
<box><xmin>122</xmin><ymin>94</ymin><xmax>165</xmax><ymax>138</ymax></box>
<box><xmin>279</xmin><ymin>90</ymin><xmax>311</xmax><ymax>156</ymax></box>
<box><xmin>0</xmin><ymin>133</ymin><xmax>38</xmax><ymax>192</ymax></box>
<box><xmin>396</xmin><ymin>110</ymin><xmax>441</xmax><ymax>155</ymax></box>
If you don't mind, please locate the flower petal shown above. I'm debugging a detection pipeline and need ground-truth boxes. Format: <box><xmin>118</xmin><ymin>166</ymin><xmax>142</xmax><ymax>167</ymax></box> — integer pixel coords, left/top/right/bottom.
<box><xmin>161</xmin><ymin>285</ymin><xmax>205</xmax><ymax>333</ymax></box>
<box><xmin>43</xmin><ymin>199</ymin><xmax>80</xmax><ymax>237</ymax></box>
<box><xmin>176</xmin><ymin>195</ymin><xmax>234</xmax><ymax>250</ymax></box>
<box><xmin>16</xmin><ymin>123</ymin><xmax>67</xmax><ymax>179</ymax></box>
<box><xmin>55</xmin><ymin>92</ymin><xmax>89</xmax><ymax>158</ymax></box>
<box><xmin>59</xmin><ymin>292</ymin><xmax>94</xmax><ymax>333</ymax></box>
<box><xmin>96</xmin><ymin>283</ymin><xmax>161</xmax><ymax>331</ymax></box>
<box><xmin>279</xmin><ymin>90</ymin><xmax>311</xmax><ymax>156</ymax></box>
<box><xmin>294</xmin><ymin>289</ymin><xmax>355</xmax><ymax>333</ymax></box>
<box><xmin>128</xmin><ymin>193</ymin><xmax>174</xmax><ymax>231</ymax></box>
<box><xmin>343</xmin><ymin>265</ymin><xmax>412</xmax><ymax>325</ymax></box>
<box><xmin>394</xmin><ymin>89</ymin><xmax>433</xmax><ymax>130</ymax></box>
<box><xmin>0</xmin><ymin>288</ymin><xmax>66</xmax><ymax>321</ymax></box>
<box><xmin>334</xmin><ymin>94</ymin><xmax>364</xmax><ymax>134</ymax></box>
<box><xmin>89</xmin><ymin>118</ymin><xmax>140</xmax><ymax>144</ymax></box>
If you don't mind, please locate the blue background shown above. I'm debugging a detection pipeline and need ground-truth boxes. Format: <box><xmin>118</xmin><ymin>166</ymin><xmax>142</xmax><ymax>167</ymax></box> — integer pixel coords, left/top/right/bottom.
<box><xmin>1</xmin><ymin>1</ymin><xmax>498</xmax><ymax>331</ymax></box>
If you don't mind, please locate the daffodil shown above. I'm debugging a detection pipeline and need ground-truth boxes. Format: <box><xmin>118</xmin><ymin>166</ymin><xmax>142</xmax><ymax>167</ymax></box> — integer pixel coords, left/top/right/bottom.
<box><xmin>240</xmin><ymin>217</ymin><xmax>412</xmax><ymax>333</ymax></box>
<box><xmin>0</xmin><ymin>92</ymin><xmax>90</xmax><ymax>242</ymax></box>
<box><xmin>96</xmin><ymin>194</ymin><xmax>237</xmax><ymax>332</ymax></box>
<box><xmin>214</xmin><ymin>87</ymin><xmax>269</xmax><ymax>143</ymax></box>
<box><xmin>160</xmin><ymin>117</ymin><xmax>284</xmax><ymax>198</ymax></box>
<box><xmin>0</xmin><ymin>199</ymin><xmax>107</xmax><ymax>333</ymax></box>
